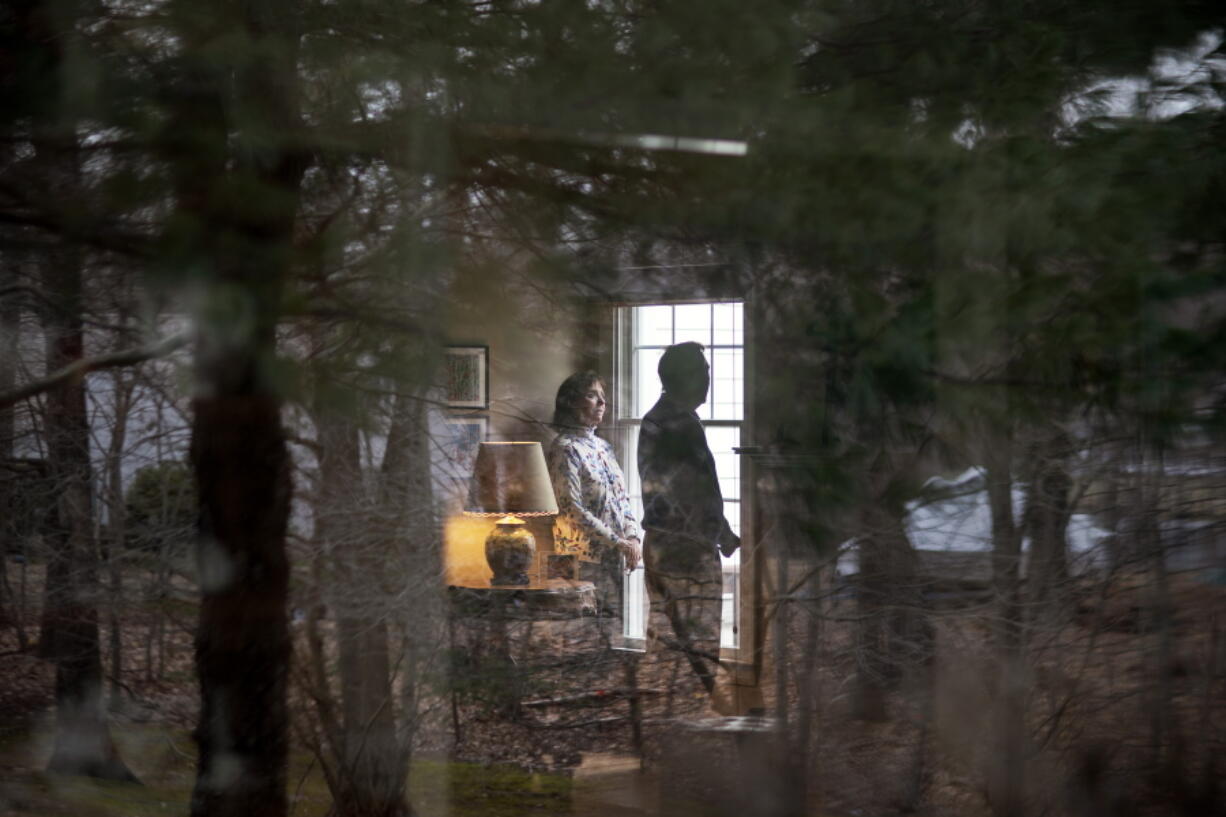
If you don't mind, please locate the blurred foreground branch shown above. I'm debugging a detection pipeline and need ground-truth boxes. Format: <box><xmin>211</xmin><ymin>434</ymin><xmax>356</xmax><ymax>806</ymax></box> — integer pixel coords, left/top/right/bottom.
<box><xmin>0</xmin><ymin>332</ymin><xmax>188</xmax><ymax>410</ymax></box>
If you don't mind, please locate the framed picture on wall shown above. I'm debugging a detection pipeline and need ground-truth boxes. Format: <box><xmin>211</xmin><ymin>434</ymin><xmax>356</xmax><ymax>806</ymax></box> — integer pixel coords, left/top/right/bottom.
<box><xmin>444</xmin><ymin>345</ymin><xmax>489</xmax><ymax>409</ymax></box>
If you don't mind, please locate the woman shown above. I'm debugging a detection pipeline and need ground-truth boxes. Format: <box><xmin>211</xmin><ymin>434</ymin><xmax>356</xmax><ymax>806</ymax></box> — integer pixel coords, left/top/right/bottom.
<box><xmin>547</xmin><ymin>371</ymin><xmax>641</xmax><ymax>620</ymax></box>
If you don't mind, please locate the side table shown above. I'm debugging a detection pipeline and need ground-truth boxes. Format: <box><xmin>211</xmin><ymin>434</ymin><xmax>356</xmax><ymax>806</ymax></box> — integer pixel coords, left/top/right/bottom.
<box><xmin>447</xmin><ymin>578</ymin><xmax>597</xmax><ymax>619</ymax></box>
<box><xmin>445</xmin><ymin>579</ymin><xmax>598</xmax><ymax>721</ymax></box>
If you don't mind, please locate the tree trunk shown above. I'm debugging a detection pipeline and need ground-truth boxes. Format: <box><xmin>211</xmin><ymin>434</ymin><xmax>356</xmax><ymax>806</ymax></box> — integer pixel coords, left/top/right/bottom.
<box><xmin>0</xmin><ymin>265</ymin><xmax>20</xmax><ymax>643</ymax></box>
<box><xmin>162</xmin><ymin>0</ymin><xmax>306</xmax><ymax>813</ymax></box>
<box><xmin>103</xmin><ymin>369</ymin><xmax>133</xmax><ymax>710</ymax></box>
<box><xmin>190</xmin><ymin>392</ymin><xmax>292</xmax><ymax>817</ymax></box>
<box><xmin>853</xmin><ymin>514</ymin><xmax>890</xmax><ymax>723</ymax></box>
<box><xmin>333</xmin><ymin>617</ymin><xmax>404</xmax><ymax>817</ymax></box>
<box><xmin>1134</xmin><ymin>446</ymin><xmax>1176</xmax><ymax>773</ymax></box>
<box><xmin>853</xmin><ymin>500</ymin><xmax>928</xmax><ymax>722</ymax></box>
<box><xmin>1023</xmin><ymin>431</ymin><xmax>1071</xmax><ymax>614</ymax></box>
<box><xmin>986</xmin><ymin>438</ymin><xmax>1025</xmax><ymax>817</ymax></box>
<box><xmin>38</xmin><ymin>210</ymin><xmax>138</xmax><ymax>781</ymax></box>
<box><xmin>382</xmin><ymin>387</ymin><xmax>444</xmax><ymax>807</ymax></box>
<box><xmin>313</xmin><ymin>401</ymin><xmax>407</xmax><ymax>817</ymax></box>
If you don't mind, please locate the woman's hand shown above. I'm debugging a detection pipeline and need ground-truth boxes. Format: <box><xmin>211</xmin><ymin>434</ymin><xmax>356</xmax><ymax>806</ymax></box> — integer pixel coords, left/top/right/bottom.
<box><xmin>618</xmin><ymin>538</ymin><xmax>642</xmax><ymax>571</ymax></box>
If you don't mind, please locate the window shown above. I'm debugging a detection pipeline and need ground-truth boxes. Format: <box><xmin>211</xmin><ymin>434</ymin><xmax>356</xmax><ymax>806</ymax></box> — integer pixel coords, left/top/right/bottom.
<box><xmin>613</xmin><ymin>301</ymin><xmax>744</xmax><ymax>649</ymax></box>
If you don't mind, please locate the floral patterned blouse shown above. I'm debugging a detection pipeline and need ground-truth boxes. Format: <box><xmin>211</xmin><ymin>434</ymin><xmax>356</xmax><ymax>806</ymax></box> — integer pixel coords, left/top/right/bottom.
<box><xmin>548</xmin><ymin>427</ymin><xmax>640</xmax><ymax>562</ymax></box>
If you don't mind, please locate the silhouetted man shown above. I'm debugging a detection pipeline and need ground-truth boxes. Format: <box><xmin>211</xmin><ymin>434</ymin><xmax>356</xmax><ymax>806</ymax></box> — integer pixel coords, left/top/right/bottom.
<box><xmin>638</xmin><ymin>341</ymin><xmax>739</xmax><ymax>697</ymax></box>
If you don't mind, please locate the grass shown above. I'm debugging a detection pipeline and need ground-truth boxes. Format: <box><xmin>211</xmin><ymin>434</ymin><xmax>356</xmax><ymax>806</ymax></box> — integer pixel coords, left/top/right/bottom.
<box><xmin>0</xmin><ymin>719</ymin><xmax>574</xmax><ymax>817</ymax></box>
<box><xmin>414</xmin><ymin>758</ymin><xmax>572</xmax><ymax>817</ymax></box>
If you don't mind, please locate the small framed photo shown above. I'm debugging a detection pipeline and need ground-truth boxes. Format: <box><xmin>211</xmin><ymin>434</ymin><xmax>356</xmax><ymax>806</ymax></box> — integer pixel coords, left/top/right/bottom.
<box><xmin>543</xmin><ymin>552</ymin><xmax>578</xmax><ymax>581</ymax></box>
<box><xmin>442</xmin><ymin>414</ymin><xmax>488</xmax><ymax>487</ymax></box>
<box><xmin>444</xmin><ymin>345</ymin><xmax>489</xmax><ymax>409</ymax></box>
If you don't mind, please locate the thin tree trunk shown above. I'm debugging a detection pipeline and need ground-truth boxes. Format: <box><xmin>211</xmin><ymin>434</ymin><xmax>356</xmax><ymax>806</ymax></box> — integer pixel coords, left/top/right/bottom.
<box><xmin>0</xmin><ymin>266</ymin><xmax>21</xmax><ymax>644</ymax></box>
<box><xmin>38</xmin><ymin>204</ymin><xmax>138</xmax><ymax>781</ymax></box>
<box><xmin>794</xmin><ymin>564</ymin><xmax>824</xmax><ymax>812</ymax></box>
<box><xmin>853</xmin><ymin>498</ymin><xmax>927</xmax><ymax>722</ymax></box>
<box><xmin>853</xmin><ymin>511</ymin><xmax>889</xmax><ymax>722</ymax></box>
<box><xmin>1136</xmin><ymin>446</ymin><xmax>1176</xmax><ymax>773</ymax></box>
<box><xmin>144</xmin><ymin>601</ymin><xmax>157</xmax><ymax>682</ymax></box>
<box><xmin>382</xmin><ymin>387</ymin><xmax>443</xmax><ymax>773</ymax></box>
<box><xmin>1024</xmin><ymin>431</ymin><xmax>1071</xmax><ymax>615</ymax></box>
<box><xmin>103</xmin><ymin>371</ymin><xmax>134</xmax><ymax>710</ymax></box>
<box><xmin>986</xmin><ymin>435</ymin><xmax>1025</xmax><ymax>817</ymax></box>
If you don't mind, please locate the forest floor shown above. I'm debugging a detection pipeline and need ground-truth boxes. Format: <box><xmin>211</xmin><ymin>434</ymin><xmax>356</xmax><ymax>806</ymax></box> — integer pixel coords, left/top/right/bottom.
<box><xmin>1</xmin><ymin>558</ymin><xmax>1224</xmax><ymax>816</ymax></box>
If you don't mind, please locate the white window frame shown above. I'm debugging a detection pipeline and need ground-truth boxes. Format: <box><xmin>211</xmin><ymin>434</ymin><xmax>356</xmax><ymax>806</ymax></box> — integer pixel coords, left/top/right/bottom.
<box><xmin>604</xmin><ymin>299</ymin><xmax>755</xmax><ymax>669</ymax></box>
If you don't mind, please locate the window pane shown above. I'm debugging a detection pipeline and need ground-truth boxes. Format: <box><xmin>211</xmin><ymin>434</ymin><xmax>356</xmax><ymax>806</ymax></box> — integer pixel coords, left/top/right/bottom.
<box><xmin>721</xmin><ymin>534</ymin><xmax>739</xmax><ymax>649</ymax></box>
<box><xmin>620</xmin><ymin>301</ymin><xmax>744</xmax><ymax>650</ymax></box>
<box><xmin>624</xmin><ymin>566</ymin><xmax>646</xmax><ymax>639</ymax></box>
<box><xmin>710</xmin><ymin>348</ymin><xmax>743</xmax><ymax>421</ymax></box>
<box><xmin>623</xmin><ymin>430</ymin><xmax>642</xmax><ymax>515</ymax></box>
<box><xmin>713</xmin><ymin>302</ymin><xmax>742</xmax><ymax>346</ymax></box>
<box><xmin>673</xmin><ymin>303</ymin><xmax>711</xmax><ymax>344</ymax></box>
<box><xmin>704</xmin><ymin>425</ymin><xmax>740</xmax><ymax>502</ymax></box>
<box><xmin>636</xmin><ymin>305</ymin><xmax>673</xmax><ymax>347</ymax></box>
<box><xmin>720</xmin><ymin>576</ymin><xmax>737</xmax><ymax>648</ymax></box>
<box><xmin>634</xmin><ymin>348</ymin><xmax>664</xmax><ymax>417</ymax></box>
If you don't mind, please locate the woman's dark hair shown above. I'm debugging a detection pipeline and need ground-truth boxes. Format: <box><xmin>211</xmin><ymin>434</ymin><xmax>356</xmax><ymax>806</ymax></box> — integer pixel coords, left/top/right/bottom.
<box><xmin>552</xmin><ymin>371</ymin><xmax>605</xmax><ymax>429</ymax></box>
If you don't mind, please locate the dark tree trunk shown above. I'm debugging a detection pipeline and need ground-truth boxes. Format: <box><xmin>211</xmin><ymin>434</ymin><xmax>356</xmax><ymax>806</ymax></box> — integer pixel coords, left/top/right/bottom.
<box><xmin>1133</xmin><ymin>447</ymin><xmax>1176</xmax><ymax>772</ymax></box>
<box><xmin>1024</xmin><ymin>432</ymin><xmax>1071</xmax><ymax>613</ymax></box>
<box><xmin>159</xmin><ymin>0</ymin><xmax>306</xmax><ymax>812</ymax></box>
<box><xmin>0</xmin><ymin>265</ymin><xmax>20</xmax><ymax>642</ymax></box>
<box><xmin>986</xmin><ymin>438</ymin><xmax>1025</xmax><ymax>817</ymax></box>
<box><xmin>853</xmin><ymin>498</ymin><xmax>929</xmax><ymax>722</ymax></box>
<box><xmin>854</xmin><ymin>513</ymin><xmax>891</xmax><ymax>723</ymax></box>
<box><xmin>190</xmin><ymin>393</ymin><xmax>292</xmax><ymax>817</ymax></box>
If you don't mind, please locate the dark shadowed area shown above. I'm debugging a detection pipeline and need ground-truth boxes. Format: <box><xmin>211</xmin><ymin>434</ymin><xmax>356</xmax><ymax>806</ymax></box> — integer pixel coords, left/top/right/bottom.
<box><xmin>2</xmin><ymin>2</ymin><xmax>1225</xmax><ymax>816</ymax></box>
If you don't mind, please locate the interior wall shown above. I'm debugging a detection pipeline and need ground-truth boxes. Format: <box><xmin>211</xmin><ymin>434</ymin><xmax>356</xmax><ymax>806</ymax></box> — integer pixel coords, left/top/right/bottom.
<box><xmin>441</xmin><ymin>265</ymin><xmax>593</xmax><ymax>586</ymax></box>
<box><xmin>446</xmin><ymin>267</ymin><xmax>589</xmax><ymax>443</ymax></box>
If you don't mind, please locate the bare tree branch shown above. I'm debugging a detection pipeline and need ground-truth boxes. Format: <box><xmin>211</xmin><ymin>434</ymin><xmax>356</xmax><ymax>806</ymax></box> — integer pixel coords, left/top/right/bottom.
<box><xmin>0</xmin><ymin>332</ymin><xmax>188</xmax><ymax>409</ymax></box>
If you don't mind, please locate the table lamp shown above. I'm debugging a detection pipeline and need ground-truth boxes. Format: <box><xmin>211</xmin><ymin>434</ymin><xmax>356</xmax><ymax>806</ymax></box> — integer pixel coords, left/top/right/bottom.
<box><xmin>464</xmin><ymin>441</ymin><xmax>559</xmax><ymax>585</ymax></box>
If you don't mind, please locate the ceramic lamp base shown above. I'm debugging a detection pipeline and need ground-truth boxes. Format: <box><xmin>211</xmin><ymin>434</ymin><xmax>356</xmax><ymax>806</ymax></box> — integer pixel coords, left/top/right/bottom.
<box><xmin>485</xmin><ymin>516</ymin><xmax>536</xmax><ymax>586</ymax></box>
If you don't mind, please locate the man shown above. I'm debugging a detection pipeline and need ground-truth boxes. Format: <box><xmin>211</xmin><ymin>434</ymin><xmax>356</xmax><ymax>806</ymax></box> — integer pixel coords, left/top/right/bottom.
<box><xmin>638</xmin><ymin>341</ymin><xmax>740</xmax><ymax>696</ymax></box>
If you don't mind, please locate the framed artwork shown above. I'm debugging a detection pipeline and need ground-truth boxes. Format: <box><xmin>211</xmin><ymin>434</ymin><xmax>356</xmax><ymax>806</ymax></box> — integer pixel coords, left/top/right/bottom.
<box><xmin>442</xmin><ymin>415</ymin><xmax>488</xmax><ymax>489</ymax></box>
<box><xmin>444</xmin><ymin>345</ymin><xmax>489</xmax><ymax>409</ymax></box>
